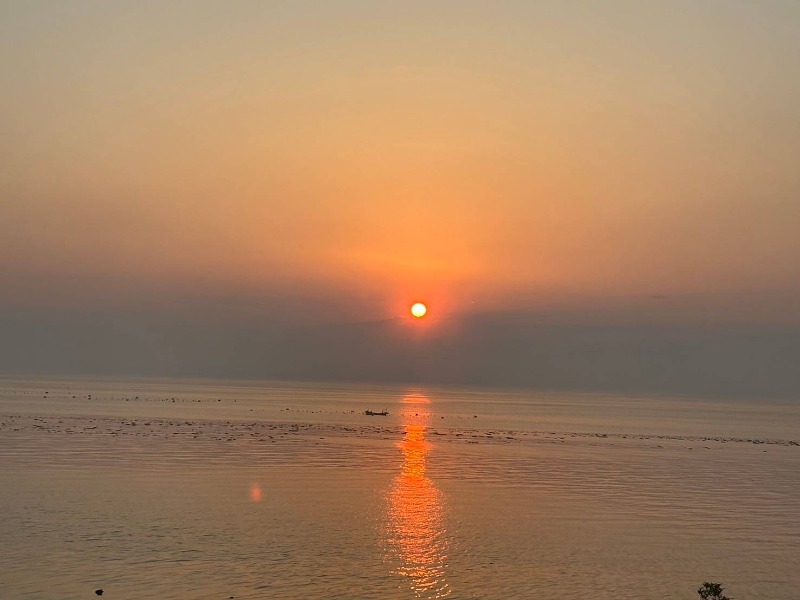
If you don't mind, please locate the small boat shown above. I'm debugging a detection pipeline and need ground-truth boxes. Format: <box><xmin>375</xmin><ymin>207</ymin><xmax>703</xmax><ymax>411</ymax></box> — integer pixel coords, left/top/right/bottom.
<box><xmin>365</xmin><ymin>410</ymin><xmax>389</xmax><ymax>416</ymax></box>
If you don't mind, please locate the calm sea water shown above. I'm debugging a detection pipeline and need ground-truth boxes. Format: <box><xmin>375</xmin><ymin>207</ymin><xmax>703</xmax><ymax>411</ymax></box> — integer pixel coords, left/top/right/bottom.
<box><xmin>1</xmin><ymin>377</ymin><xmax>798</xmax><ymax>599</ymax></box>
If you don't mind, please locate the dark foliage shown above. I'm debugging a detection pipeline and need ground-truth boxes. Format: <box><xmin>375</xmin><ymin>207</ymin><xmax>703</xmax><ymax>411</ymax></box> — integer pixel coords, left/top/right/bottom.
<box><xmin>697</xmin><ymin>582</ymin><xmax>730</xmax><ymax>600</ymax></box>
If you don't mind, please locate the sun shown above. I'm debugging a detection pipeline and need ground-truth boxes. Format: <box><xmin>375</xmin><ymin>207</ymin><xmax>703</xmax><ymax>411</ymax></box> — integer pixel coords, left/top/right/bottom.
<box><xmin>410</xmin><ymin>302</ymin><xmax>427</xmax><ymax>318</ymax></box>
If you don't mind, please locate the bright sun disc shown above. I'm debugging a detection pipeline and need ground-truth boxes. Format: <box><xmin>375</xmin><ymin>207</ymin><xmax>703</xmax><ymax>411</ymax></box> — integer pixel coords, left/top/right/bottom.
<box><xmin>410</xmin><ymin>302</ymin><xmax>427</xmax><ymax>318</ymax></box>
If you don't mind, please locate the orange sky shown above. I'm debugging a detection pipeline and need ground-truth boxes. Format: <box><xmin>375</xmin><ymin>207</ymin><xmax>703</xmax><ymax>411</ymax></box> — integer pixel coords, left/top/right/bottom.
<box><xmin>2</xmin><ymin>1</ymin><xmax>799</xmax><ymax>326</ymax></box>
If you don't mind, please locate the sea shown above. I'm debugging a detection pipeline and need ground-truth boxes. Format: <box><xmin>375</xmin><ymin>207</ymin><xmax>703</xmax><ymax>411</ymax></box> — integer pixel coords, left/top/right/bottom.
<box><xmin>1</xmin><ymin>377</ymin><xmax>798</xmax><ymax>600</ymax></box>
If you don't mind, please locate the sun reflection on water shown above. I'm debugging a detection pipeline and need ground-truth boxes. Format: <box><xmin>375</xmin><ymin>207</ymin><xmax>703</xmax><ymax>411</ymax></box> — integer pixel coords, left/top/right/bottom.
<box><xmin>386</xmin><ymin>393</ymin><xmax>451</xmax><ymax>598</ymax></box>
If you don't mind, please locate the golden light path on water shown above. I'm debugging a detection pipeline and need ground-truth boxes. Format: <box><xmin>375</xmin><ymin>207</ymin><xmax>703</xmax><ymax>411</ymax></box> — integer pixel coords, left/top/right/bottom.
<box><xmin>385</xmin><ymin>393</ymin><xmax>451</xmax><ymax>598</ymax></box>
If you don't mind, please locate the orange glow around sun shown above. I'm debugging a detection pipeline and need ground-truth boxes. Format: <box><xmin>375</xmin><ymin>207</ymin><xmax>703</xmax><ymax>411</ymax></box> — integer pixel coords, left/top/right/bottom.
<box><xmin>410</xmin><ymin>302</ymin><xmax>427</xmax><ymax>318</ymax></box>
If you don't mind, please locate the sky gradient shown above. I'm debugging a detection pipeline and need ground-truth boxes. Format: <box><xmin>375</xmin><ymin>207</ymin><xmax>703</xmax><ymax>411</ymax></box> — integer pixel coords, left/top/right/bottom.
<box><xmin>2</xmin><ymin>1</ymin><xmax>799</xmax><ymax>395</ymax></box>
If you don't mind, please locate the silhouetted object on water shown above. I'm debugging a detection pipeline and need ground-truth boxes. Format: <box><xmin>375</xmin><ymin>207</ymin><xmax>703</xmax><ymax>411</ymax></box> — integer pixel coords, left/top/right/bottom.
<box><xmin>95</xmin><ymin>590</ymin><xmax>103</xmax><ymax>596</ymax></box>
<box><xmin>697</xmin><ymin>582</ymin><xmax>730</xmax><ymax>600</ymax></box>
<box><xmin>364</xmin><ymin>410</ymin><xmax>389</xmax><ymax>416</ymax></box>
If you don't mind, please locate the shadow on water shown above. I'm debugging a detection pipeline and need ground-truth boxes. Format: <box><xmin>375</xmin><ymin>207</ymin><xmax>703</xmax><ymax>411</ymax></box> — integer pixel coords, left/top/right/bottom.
<box><xmin>385</xmin><ymin>393</ymin><xmax>451</xmax><ymax>598</ymax></box>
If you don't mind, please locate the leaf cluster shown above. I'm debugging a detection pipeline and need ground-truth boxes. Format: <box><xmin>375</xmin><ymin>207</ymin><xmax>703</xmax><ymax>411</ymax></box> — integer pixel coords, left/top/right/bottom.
<box><xmin>697</xmin><ymin>582</ymin><xmax>730</xmax><ymax>600</ymax></box>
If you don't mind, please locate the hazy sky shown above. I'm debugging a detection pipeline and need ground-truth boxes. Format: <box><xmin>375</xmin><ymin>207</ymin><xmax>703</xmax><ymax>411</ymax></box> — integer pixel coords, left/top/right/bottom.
<box><xmin>2</xmin><ymin>1</ymin><xmax>799</xmax><ymax>394</ymax></box>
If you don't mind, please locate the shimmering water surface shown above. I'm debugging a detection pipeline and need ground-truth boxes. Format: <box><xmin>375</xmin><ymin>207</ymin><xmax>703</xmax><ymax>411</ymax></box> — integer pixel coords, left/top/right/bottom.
<box><xmin>1</xmin><ymin>377</ymin><xmax>799</xmax><ymax>599</ymax></box>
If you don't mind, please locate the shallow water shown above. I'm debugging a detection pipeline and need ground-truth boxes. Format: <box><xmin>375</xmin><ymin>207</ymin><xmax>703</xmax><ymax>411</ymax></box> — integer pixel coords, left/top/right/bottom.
<box><xmin>1</xmin><ymin>378</ymin><xmax>799</xmax><ymax>599</ymax></box>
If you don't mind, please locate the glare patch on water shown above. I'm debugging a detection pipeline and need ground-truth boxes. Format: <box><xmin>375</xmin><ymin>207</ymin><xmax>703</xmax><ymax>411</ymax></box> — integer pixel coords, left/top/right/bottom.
<box><xmin>249</xmin><ymin>482</ymin><xmax>262</xmax><ymax>503</ymax></box>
